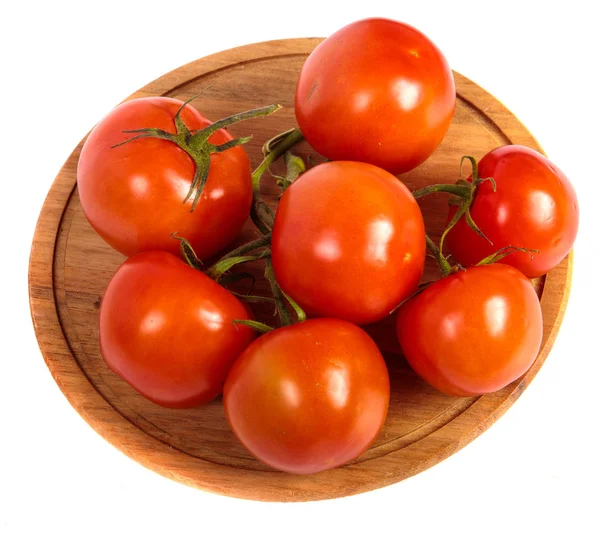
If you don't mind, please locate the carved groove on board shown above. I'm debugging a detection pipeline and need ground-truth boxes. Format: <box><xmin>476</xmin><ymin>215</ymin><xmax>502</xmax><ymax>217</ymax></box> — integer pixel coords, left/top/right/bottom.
<box><xmin>163</xmin><ymin>53</ymin><xmax>310</xmax><ymax>99</ymax></box>
<box><xmin>456</xmin><ymin>94</ymin><xmax>512</xmax><ymax>145</ymax></box>
<box><xmin>351</xmin><ymin>396</ymin><xmax>480</xmax><ymax>463</ymax></box>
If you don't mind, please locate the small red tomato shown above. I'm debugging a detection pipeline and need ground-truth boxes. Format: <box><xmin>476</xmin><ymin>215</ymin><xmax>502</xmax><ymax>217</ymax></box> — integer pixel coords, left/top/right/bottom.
<box><xmin>223</xmin><ymin>318</ymin><xmax>390</xmax><ymax>474</ymax></box>
<box><xmin>77</xmin><ymin>97</ymin><xmax>252</xmax><ymax>259</ymax></box>
<box><xmin>271</xmin><ymin>161</ymin><xmax>426</xmax><ymax>325</ymax></box>
<box><xmin>396</xmin><ymin>263</ymin><xmax>543</xmax><ymax>397</ymax></box>
<box><xmin>99</xmin><ymin>251</ymin><xmax>255</xmax><ymax>408</ymax></box>
<box><xmin>445</xmin><ymin>145</ymin><xmax>579</xmax><ymax>278</ymax></box>
<box><xmin>295</xmin><ymin>18</ymin><xmax>456</xmax><ymax>174</ymax></box>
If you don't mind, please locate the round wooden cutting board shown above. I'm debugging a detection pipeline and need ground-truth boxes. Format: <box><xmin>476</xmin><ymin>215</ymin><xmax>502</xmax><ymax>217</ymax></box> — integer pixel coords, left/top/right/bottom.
<box><xmin>28</xmin><ymin>38</ymin><xmax>572</xmax><ymax>502</ymax></box>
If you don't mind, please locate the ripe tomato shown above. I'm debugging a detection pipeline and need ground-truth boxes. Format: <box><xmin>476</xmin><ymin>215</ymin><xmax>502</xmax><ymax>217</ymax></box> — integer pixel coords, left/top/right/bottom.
<box><xmin>271</xmin><ymin>161</ymin><xmax>425</xmax><ymax>325</ymax></box>
<box><xmin>99</xmin><ymin>251</ymin><xmax>255</xmax><ymax>408</ymax></box>
<box><xmin>445</xmin><ymin>145</ymin><xmax>579</xmax><ymax>278</ymax></box>
<box><xmin>396</xmin><ymin>263</ymin><xmax>543</xmax><ymax>397</ymax></box>
<box><xmin>77</xmin><ymin>97</ymin><xmax>252</xmax><ymax>258</ymax></box>
<box><xmin>295</xmin><ymin>18</ymin><xmax>456</xmax><ymax>174</ymax></box>
<box><xmin>223</xmin><ymin>318</ymin><xmax>390</xmax><ymax>474</ymax></box>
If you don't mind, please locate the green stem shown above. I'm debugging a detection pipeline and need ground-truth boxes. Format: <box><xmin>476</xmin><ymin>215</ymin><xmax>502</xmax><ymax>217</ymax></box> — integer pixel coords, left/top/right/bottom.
<box><xmin>281</xmin><ymin>290</ymin><xmax>306</xmax><ymax>322</ymax></box>
<box><xmin>218</xmin><ymin>272</ymin><xmax>256</xmax><ymax>292</ymax></box>
<box><xmin>212</xmin><ymin>234</ymin><xmax>271</xmax><ymax>264</ymax></box>
<box><xmin>476</xmin><ymin>246</ymin><xmax>539</xmax><ymax>266</ymax></box>
<box><xmin>277</xmin><ymin>151</ymin><xmax>306</xmax><ymax>191</ymax></box>
<box><xmin>205</xmin><ymin>251</ymin><xmax>270</xmax><ymax>281</ymax></box>
<box><xmin>193</xmin><ymin>104</ymin><xmax>281</xmax><ymax>146</ymax></box>
<box><xmin>230</xmin><ymin>293</ymin><xmax>277</xmax><ymax>305</ymax></box>
<box><xmin>425</xmin><ymin>235</ymin><xmax>452</xmax><ymax>277</ymax></box>
<box><xmin>250</xmin><ymin>128</ymin><xmax>305</xmax><ymax>234</ymax></box>
<box><xmin>264</xmin><ymin>259</ymin><xmax>291</xmax><ymax>326</ymax></box>
<box><xmin>413</xmin><ymin>155</ymin><xmax>493</xmax><ymax>252</ymax></box>
<box><xmin>439</xmin><ymin>201</ymin><xmax>469</xmax><ymax>256</ymax></box>
<box><xmin>255</xmin><ymin>202</ymin><xmax>275</xmax><ymax>231</ymax></box>
<box><xmin>170</xmin><ymin>232</ymin><xmax>202</xmax><ymax>269</ymax></box>
<box><xmin>412</xmin><ymin>183</ymin><xmax>472</xmax><ymax>199</ymax></box>
<box><xmin>233</xmin><ymin>319</ymin><xmax>274</xmax><ymax>334</ymax></box>
<box><xmin>414</xmin><ymin>155</ymin><xmax>503</xmax><ymax>278</ymax></box>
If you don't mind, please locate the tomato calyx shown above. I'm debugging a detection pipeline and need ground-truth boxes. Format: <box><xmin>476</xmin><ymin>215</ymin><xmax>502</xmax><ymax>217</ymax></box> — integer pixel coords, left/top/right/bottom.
<box><xmin>413</xmin><ymin>155</ymin><xmax>496</xmax><ymax>255</ymax></box>
<box><xmin>395</xmin><ymin>237</ymin><xmax>540</xmax><ymax>320</ymax></box>
<box><xmin>412</xmin><ymin>154</ymin><xmax>541</xmax><ymax>280</ymax></box>
<box><xmin>425</xmin><ymin>232</ymin><xmax>539</xmax><ymax>282</ymax></box>
<box><xmin>112</xmin><ymin>95</ymin><xmax>281</xmax><ymax>212</ymax></box>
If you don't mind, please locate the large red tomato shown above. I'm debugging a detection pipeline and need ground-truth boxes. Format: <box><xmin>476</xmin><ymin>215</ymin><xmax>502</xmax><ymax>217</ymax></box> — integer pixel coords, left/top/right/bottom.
<box><xmin>445</xmin><ymin>145</ymin><xmax>579</xmax><ymax>278</ymax></box>
<box><xmin>271</xmin><ymin>161</ymin><xmax>426</xmax><ymax>325</ymax></box>
<box><xmin>77</xmin><ymin>97</ymin><xmax>252</xmax><ymax>258</ymax></box>
<box><xmin>223</xmin><ymin>318</ymin><xmax>390</xmax><ymax>474</ymax></box>
<box><xmin>295</xmin><ymin>18</ymin><xmax>456</xmax><ymax>174</ymax></box>
<box><xmin>99</xmin><ymin>251</ymin><xmax>255</xmax><ymax>408</ymax></box>
<box><xmin>396</xmin><ymin>263</ymin><xmax>543</xmax><ymax>397</ymax></box>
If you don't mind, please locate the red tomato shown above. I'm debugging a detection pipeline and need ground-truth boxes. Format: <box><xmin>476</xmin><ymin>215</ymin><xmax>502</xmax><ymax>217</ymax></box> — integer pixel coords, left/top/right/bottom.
<box><xmin>271</xmin><ymin>161</ymin><xmax>425</xmax><ymax>325</ymax></box>
<box><xmin>295</xmin><ymin>18</ymin><xmax>456</xmax><ymax>174</ymax></box>
<box><xmin>396</xmin><ymin>263</ymin><xmax>543</xmax><ymax>397</ymax></box>
<box><xmin>99</xmin><ymin>251</ymin><xmax>255</xmax><ymax>408</ymax></box>
<box><xmin>445</xmin><ymin>145</ymin><xmax>579</xmax><ymax>278</ymax></box>
<box><xmin>77</xmin><ymin>97</ymin><xmax>252</xmax><ymax>258</ymax></box>
<box><xmin>223</xmin><ymin>318</ymin><xmax>390</xmax><ymax>474</ymax></box>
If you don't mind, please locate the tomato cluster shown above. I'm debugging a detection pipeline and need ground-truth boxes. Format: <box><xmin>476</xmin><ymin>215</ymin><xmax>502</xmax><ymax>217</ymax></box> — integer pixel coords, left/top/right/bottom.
<box><xmin>77</xmin><ymin>18</ymin><xmax>579</xmax><ymax>475</ymax></box>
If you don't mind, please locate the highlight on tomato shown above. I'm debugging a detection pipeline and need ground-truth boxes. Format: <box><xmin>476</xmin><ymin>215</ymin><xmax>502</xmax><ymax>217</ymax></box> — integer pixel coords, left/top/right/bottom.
<box><xmin>396</xmin><ymin>263</ymin><xmax>543</xmax><ymax>397</ymax></box>
<box><xmin>271</xmin><ymin>160</ymin><xmax>426</xmax><ymax>325</ymax></box>
<box><xmin>77</xmin><ymin>96</ymin><xmax>278</xmax><ymax>259</ymax></box>
<box><xmin>444</xmin><ymin>145</ymin><xmax>579</xmax><ymax>278</ymax></box>
<box><xmin>99</xmin><ymin>250</ymin><xmax>256</xmax><ymax>408</ymax></box>
<box><xmin>295</xmin><ymin>17</ymin><xmax>456</xmax><ymax>174</ymax></box>
<box><xmin>223</xmin><ymin>318</ymin><xmax>390</xmax><ymax>474</ymax></box>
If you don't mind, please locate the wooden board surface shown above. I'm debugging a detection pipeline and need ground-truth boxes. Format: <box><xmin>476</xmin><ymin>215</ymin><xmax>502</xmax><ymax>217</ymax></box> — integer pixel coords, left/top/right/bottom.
<box><xmin>28</xmin><ymin>38</ymin><xmax>572</xmax><ymax>502</ymax></box>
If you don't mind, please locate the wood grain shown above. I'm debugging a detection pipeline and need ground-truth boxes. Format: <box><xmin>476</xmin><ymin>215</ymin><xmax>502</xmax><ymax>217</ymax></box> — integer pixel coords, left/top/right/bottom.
<box><xmin>28</xmin><ymin>38</ymin><xmax>572</xmax><ymax>502</ymax></box>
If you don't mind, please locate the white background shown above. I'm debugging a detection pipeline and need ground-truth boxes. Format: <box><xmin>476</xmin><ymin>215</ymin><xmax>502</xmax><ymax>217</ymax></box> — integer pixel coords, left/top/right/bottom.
<box><xmin>2</xmin><ymin>1</ymin><xmax>598</xmax><ymax>533</ymax></box>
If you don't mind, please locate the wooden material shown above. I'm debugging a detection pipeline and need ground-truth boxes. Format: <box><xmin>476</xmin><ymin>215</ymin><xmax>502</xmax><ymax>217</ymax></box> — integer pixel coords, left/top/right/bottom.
<box><xmin>28</xmin><ymin>38</ymin><xmax>572</xmax><ymax>502</ymax></box>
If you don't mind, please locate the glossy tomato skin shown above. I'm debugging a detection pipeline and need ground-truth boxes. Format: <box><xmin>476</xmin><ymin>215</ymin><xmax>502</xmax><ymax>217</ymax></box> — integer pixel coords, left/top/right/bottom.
<box><xmin>445</xmin><ymin>145</ymin><xmax>579</xmax><ymax>278</ymax></box>
<box><xmin>295</xmin><ymin>18</ymin><xmax>456</xmax><ymax>174</ymax></box>
<box><xmin>77</xmin><ymin>97</ymin><xmax>252</xmax><ymax>259</ymax></box>
<box><xmin>271</xmin><ymin>161</ymin><xmax>426</xmax><ymax>325</ymax></box>
<box><xmin>99</xmin><ymin>251</ymin><xmax>255</xmax><ymax>408</ymax></box>
<box><xmin>223</xmin><ymin>318</ymin><xmax>390</xmax><ymax>474</ymax></box>
<box><xmin>396</xmin><ymin>263</ymin><xmax>543</xmax><ymax>397</ymax></box>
